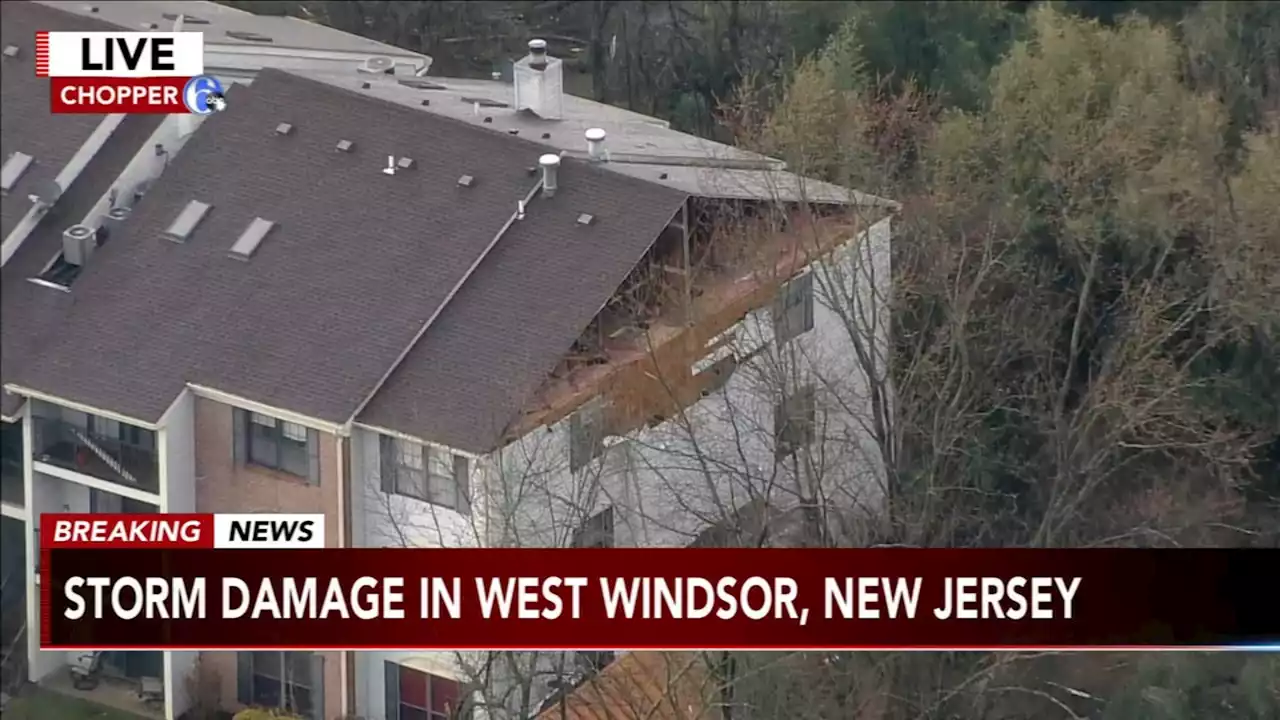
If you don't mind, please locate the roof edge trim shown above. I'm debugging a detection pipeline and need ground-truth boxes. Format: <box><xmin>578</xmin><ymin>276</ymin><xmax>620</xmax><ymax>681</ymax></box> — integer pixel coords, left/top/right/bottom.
<box><xmin>187</xmin><ymin>383</ymin><xmax>347</xmax><ymax>436</ymax></box>
<box><xmin>350</xmin><ymin>422</ymin><xmax>484</xmax><ymax>461</ymax></box>
<box><xmin>3</xmin><ymin>384</ymin><xmax>160</xmax><ymax>430</ymax></box>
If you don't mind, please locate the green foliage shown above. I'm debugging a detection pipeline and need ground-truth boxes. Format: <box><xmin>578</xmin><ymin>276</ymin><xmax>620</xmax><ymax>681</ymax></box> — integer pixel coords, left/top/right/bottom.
<box><xmin>234</xmin><ymin>708</ymin><xmax>304</xmax><ymax>720</ymax></box>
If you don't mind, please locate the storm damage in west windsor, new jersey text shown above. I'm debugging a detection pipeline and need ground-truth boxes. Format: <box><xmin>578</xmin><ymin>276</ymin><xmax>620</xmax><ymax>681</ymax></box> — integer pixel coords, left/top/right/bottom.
<box><xmin>59</xmin><ymin>575</ymin><xmax>1082</xmax><ymax>623</ymax></box>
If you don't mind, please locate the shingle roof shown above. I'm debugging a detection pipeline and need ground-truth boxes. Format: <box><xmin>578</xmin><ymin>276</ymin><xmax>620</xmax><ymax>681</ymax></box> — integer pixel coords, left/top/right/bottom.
<box><xmin>0</xmin><ymin>1</ymin><xmax>124</xmax><ymax>241</ymax></box>
<box><xmin>1</xmin><ymin>1</ymin><xmax>164</xmax><ymax>419</ymax></box>
<box><xmin>294</xmin><ymin>70</ymin><xmax>899</xmax><ymax>208</ymax></box>
<box><xmin>357</xmin><ymin>160</ymin><xmax>685</xmax><ymax>453</ymax></box>
<box><xmin>9</xmin><ymin>70</ymin><xmax>686</xmax><ymax>439</ymax></box>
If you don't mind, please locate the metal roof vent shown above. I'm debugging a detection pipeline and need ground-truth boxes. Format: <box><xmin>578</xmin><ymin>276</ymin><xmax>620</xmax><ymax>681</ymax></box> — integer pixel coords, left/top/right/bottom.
<box><xmin>229</xmin><ymin>218</ymin><xmax>275</xmax><ymax>260</ymax></box>
<box><xmin>62</xmin><ymin>225</ymin><xmax>96</xmax><ymax>266</ymax></box>
<box><xmin>457</xmin><ymin>175</ymin><xmax>475</xmax><ymax>188</ymax></box>
<box><xmin>226</xmin><ymin>30</ymin><xmax>273</xmax><ymax>43</ymax></box>
<box><xmin>539</xmin><ymin>154</ymin><xmax>560</xmax><ymax>198</ymax></box>
<box><xmin>586</xmin><ymin>128</ymin><xmax>607</xmax><ymax>161</ymax></box>
<box><xmin>527</xmin><ymin>39</ymin><xmax>549</xmax><ymax>70</ymax></box>
<box><xmin>86</xmin><ymin>5</ymin><xmax>99</xmax><ymax>12</ymax></box>
<box><xmin>164</xmin><ymin>200</ymin><xmax>211</xmax><ymax>242</ymax></box>
<box><xmin>1</xmin><ymin>152</ymin><xmax>34</xmax><ymax>194</ymax></box>
<box><xmin>360</xmin><ymin>81</ymin><xmax>371</xmax><ymax>90</ymax></box>
<box><xmin>141</xmin><ymin>22</ymin><xmax>159</xmax><ymax>30</ymax></box>
<box><xmin>420</xmin><ymin>99</ymin><xmax>430</xmax><ymax>106</ymax></box>
<box><xmin>275</xmin><ymin>122</ymin><xmax>294</xmax><ymax>136</ymax></box>
<box><xmin>2</xmin><ymin>45</ymin><xmax>20</xmax><ymax>59</ymax></box>
<box><xmin>483</xmin><ymin>116</ymin><xmax>493</xmax><ymax>124</ymax></box>
<box><xmin>107</xmin><ymin>206</ymin><xmax>131</xmax><ymax>221</ymax></box>
<box><xmin>396</xmin><ymin>157</ymin><xmax>416</xmax><ymax>171</ymax></box>
<box><xmin>541</xmin><ymin>132</ymin><xmax>552</xmax><ymax>140</ymax></box>
<box><xmin>508</xmin><ymin>129</ymin><xmax>519</xmax><ymax>136</ymax></box>
<box><xmin>359</xmin><ymin>56</ymin><xmax>395</xmax><ymax>74</ymax></box>
<box><xmin>577</xmin><ymin>213</ymin><xmax>595</xmax><ymax>226</ymax></box>
<box><xmin>336</xmin><ymin>139</ymin><xmax>355</xmax><ymax>153</ymax></box>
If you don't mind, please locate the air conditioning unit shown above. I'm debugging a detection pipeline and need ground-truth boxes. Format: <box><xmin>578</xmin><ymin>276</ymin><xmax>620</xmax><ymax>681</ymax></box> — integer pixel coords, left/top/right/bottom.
<box><xmin>62</xmin><ymin>224</ymin><xmax>96</xmax><ymax>266</ymax></box>
<box><xmin>358</xmin><ymin>56</ymin><xmax>395</xmax><ymax>74</ymax></box>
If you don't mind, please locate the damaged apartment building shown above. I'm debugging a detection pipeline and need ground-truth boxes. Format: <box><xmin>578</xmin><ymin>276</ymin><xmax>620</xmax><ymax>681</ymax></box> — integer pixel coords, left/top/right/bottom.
<box><xmin>0</xmin><ymin>2</ymin><xmax>895</xmax><ymax>719</ymax></box>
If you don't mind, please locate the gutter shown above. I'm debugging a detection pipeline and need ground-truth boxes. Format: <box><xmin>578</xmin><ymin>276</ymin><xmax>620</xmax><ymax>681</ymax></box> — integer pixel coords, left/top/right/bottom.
<box><xmin>0</xmin><ymin>114</ymin><xmax>127</xmax><ymax>267</ymax></box>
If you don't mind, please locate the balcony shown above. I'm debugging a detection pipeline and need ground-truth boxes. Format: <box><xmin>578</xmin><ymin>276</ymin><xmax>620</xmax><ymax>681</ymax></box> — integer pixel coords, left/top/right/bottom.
<box><xmin>31</xmin><ymin>416</ymin><xmax>159</xmax><ymax>496</ymax></box>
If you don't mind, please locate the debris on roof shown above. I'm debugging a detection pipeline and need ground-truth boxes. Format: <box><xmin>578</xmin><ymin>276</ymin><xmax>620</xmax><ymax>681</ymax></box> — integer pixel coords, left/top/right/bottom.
<box><xmin>275</xmin><ymin>122</ymin><xmax>294</xmax><ymax>136</ymax></box>
<box><xmin>457</xmin><ymin>175</ymin><xmax>475</xmax><ymax>188</ymax></box>
<box><xmin>396</xmin><ymin>157</ymin><xmax>416</xmax><ymax>171</ymax></box>
<box><xmin>576</xmin><ymin>213</ymin><xmax>595</xmax><ymax>226</ymax></box>
<box><xmin>336</xmin><ymin>139</ymin><xmax>354</xmax><ymax>153</ymax></box>
<box><xmin>225</xmin><ymin>29</ymin><xmax>271</xmax><ymax>43</ymax></box>
<box><xmin>398</xmin><ymin>78</ymin><xmax>447</xmax><ymax>91</ymax></box>
<box><xmin>2</xmin><ymin>44</ymin><xmax>20</xmax><ymax>59</ymax></box>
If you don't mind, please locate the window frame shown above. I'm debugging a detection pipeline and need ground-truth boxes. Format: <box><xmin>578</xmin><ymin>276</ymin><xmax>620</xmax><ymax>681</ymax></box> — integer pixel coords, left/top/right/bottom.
<box><xmin>249</xmin><ymin>651</ymin><xmax>314</xmax><ymax>719</ymax></box>
<box><xmin>771</xmin><ymin>271</ymin><xmax>815</xmax><ymax>346</ymax></box>
<box><xmin>380</xmin><ymin>435</ymin><xmax>471</xmax><ymax>514</ymax></box>
<box><xmin>246</xmin><ymin>412</ymin><xmax>310</xmax><ymax>477</ymax></box>
<box><xmin>394</xmin><ymin>664</ymin><xmax>467</xmax><ymax>720</ymax></box>
<box><xmin>774</xmin><ymin>384</ymin><xmax>817</xmax><ymax>458</ymax></box>
<box><xmin>572</xmin><ymin>507</ymin><xmax>614</xmax><ymax>549</ymax></box>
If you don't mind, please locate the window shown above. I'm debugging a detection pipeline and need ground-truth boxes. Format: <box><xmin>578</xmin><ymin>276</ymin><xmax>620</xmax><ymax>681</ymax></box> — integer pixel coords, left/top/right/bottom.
<box><xmin>772</xmin><ymin>271</ymin><xmax>815</xmax><ymax>346</ymax></box>
<box><xmin>387</xmin><ymin>663</ymin><xmax>467</xmax><ymax>720</ymax></box>
<box><xmin>572</xmin><ymin>507</ymin><xmax>614</xmax><ymax>549</ymax></box>
<box><xmin>239</xmin><ymin>651</ymin><xmax>318</xmax><ymax>719</ymax></box>
<box><xmin>569</xmin><ymin>403</ymin><xmax>606</xmax><ymax>473</ymax></box>
<box><xmin>380</xmin><ymin>435</ymin><xmax>471</xmax><ymax>514</ymax></box>
<box><xmin>234</xmin><ymin>409</ymin><xmax>317</xmax><ymax>482</ymax></box>
<box><xmin>247</xmin><ymin>412</ymin><xmax>310</xmax><ymax>477</ymax></box>
<box><xmin>774</xmin><ymin>385</ymin><xmax>816</xmax><ymax>458</ymax></box>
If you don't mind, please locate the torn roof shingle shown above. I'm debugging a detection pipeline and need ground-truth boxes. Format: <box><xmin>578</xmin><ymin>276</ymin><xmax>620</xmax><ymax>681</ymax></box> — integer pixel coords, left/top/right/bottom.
<box><xmin>8</xmin><ymin>70</ymin><xmax>688</xmax><ymax>441</ymax></box>
<box><xmin>357</xmin><ymin>160</ymin><xmax>686</xmax><ymax>453</ymax></box>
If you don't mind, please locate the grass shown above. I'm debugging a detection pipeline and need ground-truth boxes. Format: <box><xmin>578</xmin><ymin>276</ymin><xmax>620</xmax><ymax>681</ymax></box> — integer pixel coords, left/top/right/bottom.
<box><xmin>2</xmin><ymin>687</ymin><xmax>147</xmax><ymax>720</ymax></box>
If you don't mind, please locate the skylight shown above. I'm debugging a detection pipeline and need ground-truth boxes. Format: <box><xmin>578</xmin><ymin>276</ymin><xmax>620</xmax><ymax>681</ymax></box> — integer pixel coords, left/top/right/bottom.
<box><xmin>0</xmin><ymin>152</ymin><xmax>34</xmax><ymax>193</ymax></box>
<box><xmin>228</xmin><ymin>218</ymin><xmax>275</xmax><ymax>260</ymax></box>
<box><xmin>164</xmin><ymin>200</ymin><xmax>211</xmax><ymax>242</ymax></box>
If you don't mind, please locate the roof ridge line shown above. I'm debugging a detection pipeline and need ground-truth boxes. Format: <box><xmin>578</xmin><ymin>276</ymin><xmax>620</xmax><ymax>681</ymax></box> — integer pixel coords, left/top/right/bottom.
<box><xmin>345</xmin><ymin>174</ymin><xmax>550</xmax><ymax>429</ymax></box>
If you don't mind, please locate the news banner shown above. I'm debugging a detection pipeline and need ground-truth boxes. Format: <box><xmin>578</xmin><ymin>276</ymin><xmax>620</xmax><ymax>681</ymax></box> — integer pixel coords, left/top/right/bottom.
<box><xmin>40</xmin><ymin>514</ymin><xmax>1278</xmax><ymax>652</ymax></box>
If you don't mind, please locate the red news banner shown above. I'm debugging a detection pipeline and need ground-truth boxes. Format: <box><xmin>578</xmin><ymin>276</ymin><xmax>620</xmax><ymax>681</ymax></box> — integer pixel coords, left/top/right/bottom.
<box><xmin>41</xmin><ymin>515</ymin><xmax>1277</xmax><ymax>651</ymax></box>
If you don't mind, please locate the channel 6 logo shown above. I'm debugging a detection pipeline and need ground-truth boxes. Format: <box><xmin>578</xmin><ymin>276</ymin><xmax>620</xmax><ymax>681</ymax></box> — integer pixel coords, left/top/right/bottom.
<box><xmin>183</xmin><ymin>75</ymin><xmax>227</xmax><ymax>115</ymax></box>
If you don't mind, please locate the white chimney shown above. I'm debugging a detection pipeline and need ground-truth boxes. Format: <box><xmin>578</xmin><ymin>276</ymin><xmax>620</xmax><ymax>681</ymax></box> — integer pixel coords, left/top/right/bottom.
<box><xmin>585</xmin><ymin>128</ymin><xmax>607</xmax><ymax>161</ymax></box>
<box><xmin>539</xmin><ymin>154</ymin><xmax>560</xmax><ymax>197</ymax></box>
<box><xmin>514</xmin><ymin>39</ymin><xmax>564</xmax><ymax>120</ymax></box>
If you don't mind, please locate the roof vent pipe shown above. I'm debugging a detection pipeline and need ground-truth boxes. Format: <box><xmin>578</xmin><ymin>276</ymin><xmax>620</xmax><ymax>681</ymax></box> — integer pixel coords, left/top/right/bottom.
<box><xmin>528</xmin><ymin>39</ymin><xmax>548</xmax><ymax>71</ymax></box>
<box><xmin>585</xmin><ymin>128</ymin><xmax>607</xmax><ymax>161</ymax></box>
<box><xmin>539</xmin><ymin>154</ymin><xmax>560</xmax><ymax>198</ymax></box>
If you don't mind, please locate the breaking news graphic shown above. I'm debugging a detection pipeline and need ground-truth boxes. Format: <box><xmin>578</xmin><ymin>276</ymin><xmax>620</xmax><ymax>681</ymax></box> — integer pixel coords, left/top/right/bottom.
<box><xmin>37</xmin><ymin>30</ymin><xmax>226</xmax><ymax>114</ymax></box>
<box><xmin>39</xmin><ymin>514</ymin><xmax>1280</xmax><ymax>652</ymax></box>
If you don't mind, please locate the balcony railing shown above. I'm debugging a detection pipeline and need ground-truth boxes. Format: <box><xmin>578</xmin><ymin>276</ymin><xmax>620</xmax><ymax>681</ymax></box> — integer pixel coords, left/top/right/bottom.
<box><xmin>31</xmin><ymin>416</ymin><xmax>159</xmax><ymax>495</ymax></box>
<box><xmin>0</xmin><ymin>458</ymin><xmax>21</xmax><ymax>508</ymax></box>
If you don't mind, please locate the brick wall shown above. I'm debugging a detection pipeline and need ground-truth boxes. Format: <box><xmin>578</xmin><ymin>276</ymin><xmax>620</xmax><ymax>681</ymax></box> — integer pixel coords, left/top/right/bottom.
<box><xmin>192</xmin><ymin>396</ymin><xmax>345</xmax><ymax>718</ymax></box>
